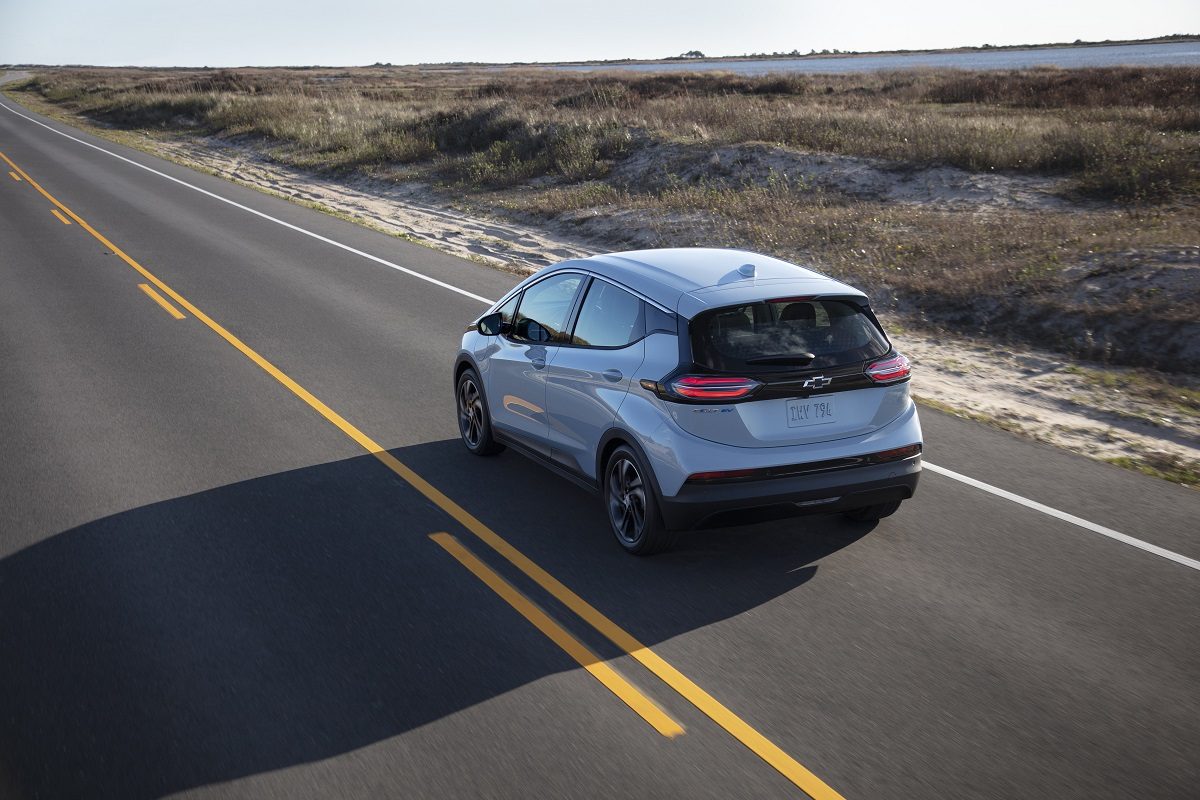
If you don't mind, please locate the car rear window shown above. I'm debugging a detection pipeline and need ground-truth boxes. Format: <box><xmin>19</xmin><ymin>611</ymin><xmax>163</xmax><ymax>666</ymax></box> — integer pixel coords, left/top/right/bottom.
<box><xmin>690</xmin><ymin>298</ymin><xmax>889</xmax><ymax>371</ymax></box>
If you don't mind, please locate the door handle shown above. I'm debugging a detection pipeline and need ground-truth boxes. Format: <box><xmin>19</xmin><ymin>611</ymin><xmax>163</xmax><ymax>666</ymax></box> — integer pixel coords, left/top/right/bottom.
<box><xmin>602</xmin><ymin>369</ymin><xmax>623</xmax><ymax>382</ymax></box>
<box><xmin>531</xmin><ymin>358</ymin><xmax>546</xmax><ymax>369</ymax></box>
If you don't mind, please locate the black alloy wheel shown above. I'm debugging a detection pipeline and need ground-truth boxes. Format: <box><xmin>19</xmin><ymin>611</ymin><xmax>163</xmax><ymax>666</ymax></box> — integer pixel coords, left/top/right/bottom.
<box><xmin>604</xmin><ymin>445</ymin><xmax>674</xmax><ymax>554</ymax></box>
<box><xmin>456</xmin><ymin>369</ymin><xmax>503</xmax><ymax>456</ymax></box>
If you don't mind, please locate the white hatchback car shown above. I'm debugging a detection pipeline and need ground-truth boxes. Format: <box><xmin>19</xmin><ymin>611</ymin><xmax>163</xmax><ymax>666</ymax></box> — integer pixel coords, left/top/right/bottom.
<box><xmin>454</xmin><ymin>248</ymin><xmax>922</xmax><ymax>554</ymax></box>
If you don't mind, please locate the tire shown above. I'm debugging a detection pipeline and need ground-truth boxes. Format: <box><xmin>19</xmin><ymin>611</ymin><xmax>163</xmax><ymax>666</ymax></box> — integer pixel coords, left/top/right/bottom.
<box><xmin>842</xmin><ymin>499</ymin><xmax>903</xmax><ymax>522</ymax></box>
<box><xmin>456</xmin><ymin>368</ymin><xmax>504</xmax><ymax>456</ymax></box>
<box><xmin>603</xmin><ymin>445</ymin><xmax>675</xmax><ymax>555</ymax></box>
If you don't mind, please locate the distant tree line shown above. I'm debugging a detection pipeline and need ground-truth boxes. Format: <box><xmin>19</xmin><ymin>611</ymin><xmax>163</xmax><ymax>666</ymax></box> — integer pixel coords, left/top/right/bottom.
<box><xmin>664</xmin><ymin>33</ymin><xmax>1198</xmax><ymax>62</ymax></box>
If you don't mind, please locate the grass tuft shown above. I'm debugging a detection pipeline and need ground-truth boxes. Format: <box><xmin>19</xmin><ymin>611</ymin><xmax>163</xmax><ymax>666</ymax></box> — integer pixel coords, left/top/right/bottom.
<box><xmin>1105</xmin><ymin>454</ymin><xmax>1200</xmax><ymax>488</ymax></box>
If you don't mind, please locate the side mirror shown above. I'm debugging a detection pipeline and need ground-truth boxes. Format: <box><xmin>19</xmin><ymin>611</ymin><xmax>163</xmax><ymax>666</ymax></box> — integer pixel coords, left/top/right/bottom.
<box><xmin>477</xmin><ymin>312</ymin><xmax>506</xmax><ymax>336</ymax></box>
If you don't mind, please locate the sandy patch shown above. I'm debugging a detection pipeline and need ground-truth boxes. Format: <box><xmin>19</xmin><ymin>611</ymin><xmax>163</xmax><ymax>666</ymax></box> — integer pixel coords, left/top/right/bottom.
<box><xmin>611</xmin><ymin>141</ymin><xmax>1072</xmax><ymax>210</ymax></box>
<box><xmin>164</xmin><ymin>137</ymin><xmax>594</xmax><ymax>271</ymax></box>
<box><xmin>900</xmin><ymin>329</ymin><xmax>1199</xmax><ymax>468</ymax></box>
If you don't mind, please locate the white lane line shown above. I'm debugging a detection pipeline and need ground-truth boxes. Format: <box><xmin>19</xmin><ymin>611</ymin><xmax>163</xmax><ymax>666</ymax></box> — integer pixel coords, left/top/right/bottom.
<box><xmin>923</xmin><ymin>462</ymin><xmax>1200</xmax><ymax>571</ymax></box>
<box><xmin>5</xmin><ymin>98</ymin><xmax>1196</xmax><ymax>574</ymax></box>
<box><xmin>0</xmin><ymin>100</ymin><xmax>494</xmax><ymax>306</ymax></box>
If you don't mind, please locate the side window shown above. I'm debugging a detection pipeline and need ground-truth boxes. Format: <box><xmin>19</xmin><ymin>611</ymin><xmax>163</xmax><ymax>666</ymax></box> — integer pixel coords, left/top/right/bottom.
<box><xmin>494</xmin><ymin>293</ymin><xmax>519</xmax><ymax>329</ymax></box>
<box><xmin>512</xmin><ymin>273</ymin><xmax>583</xmax><ymax>343</ymax></box>
<box><xmin>571</xmin><ymin>281</ymin><xmax>645</xmax><ymax>348</ymax></box>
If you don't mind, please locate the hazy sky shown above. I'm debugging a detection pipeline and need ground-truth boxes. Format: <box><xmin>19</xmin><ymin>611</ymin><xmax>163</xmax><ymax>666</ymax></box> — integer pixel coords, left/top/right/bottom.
<box><xmin>2</xmin><ymin>0</ymin><xmax>1197</xmax><ymax>66</ymax></box>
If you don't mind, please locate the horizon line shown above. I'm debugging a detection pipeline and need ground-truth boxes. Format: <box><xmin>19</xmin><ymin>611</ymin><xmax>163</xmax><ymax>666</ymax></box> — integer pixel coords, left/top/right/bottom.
<box><xmin>3</xmin><ymin>32</ymin><xmax>1197</xmax><ymax>71</ymax></box>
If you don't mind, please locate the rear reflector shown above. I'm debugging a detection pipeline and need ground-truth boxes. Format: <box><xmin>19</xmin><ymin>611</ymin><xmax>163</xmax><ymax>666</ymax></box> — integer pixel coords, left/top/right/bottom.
<box><xmin>864</xmin><ymin>443</ymin><xmax>923</xmax><ymax>462</ymax></box>
<box><xmin>686</xmin><ymin>468</ymin><xmax>759</xmax><ymax>482</ymax></box>
<box><xmin>669</xmin><ymin>375</ymin><xmax>762</xmax><ymax>400</ymax></box>
<box><xmin>866</xmin><ymin>353</ymin><xmax>911</xmax><ymax>383</ymax></box>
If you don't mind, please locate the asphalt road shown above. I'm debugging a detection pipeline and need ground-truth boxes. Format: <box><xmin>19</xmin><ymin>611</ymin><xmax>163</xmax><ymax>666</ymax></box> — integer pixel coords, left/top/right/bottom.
<box><xmin>1</xmin><ymin>95</ymin><xmax>1197</xmax><ymax>800</ymax></box>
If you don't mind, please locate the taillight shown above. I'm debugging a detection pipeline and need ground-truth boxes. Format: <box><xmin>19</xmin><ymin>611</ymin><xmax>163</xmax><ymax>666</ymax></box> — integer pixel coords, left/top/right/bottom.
<box><xmin>668</xmin><ymin>375</ymin><xmax>762</xmax><ymax>400</ymax></box>
<box><xmin>866</xmin><ymin>353</ymin><xmax>911</xmax><ymax>384</ymax></box>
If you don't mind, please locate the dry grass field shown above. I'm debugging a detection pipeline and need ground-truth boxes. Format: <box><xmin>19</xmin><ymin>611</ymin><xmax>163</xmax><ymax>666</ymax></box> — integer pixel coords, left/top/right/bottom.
<box><xmin>10</xmin><ymin>66</ymin><xmax>1200</xmax><ymax>375</ymax></box>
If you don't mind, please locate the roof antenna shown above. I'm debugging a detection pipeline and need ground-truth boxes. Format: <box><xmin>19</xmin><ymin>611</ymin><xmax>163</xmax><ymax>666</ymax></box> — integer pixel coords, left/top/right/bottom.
<box><xmin>738</xmin><ymin>263</ymin><xmax>756</xmax><ymax>277</ymax></box>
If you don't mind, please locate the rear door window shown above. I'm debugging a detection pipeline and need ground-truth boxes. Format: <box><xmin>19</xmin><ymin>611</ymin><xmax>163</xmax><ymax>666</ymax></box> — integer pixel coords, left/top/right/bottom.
<box><xmin>512</xmin><ymin>273</ymin><xmax>584</xmax><ymax>343</ymax></box>
<box><xmin>691</xmin><ymin>298</ymin><xmax>888</xmax><ymax>371</ymax></box>
<box><xmin>571</xmin><ymin>280</ymin><xmax>645</xmax><ymax>347</ymax></box>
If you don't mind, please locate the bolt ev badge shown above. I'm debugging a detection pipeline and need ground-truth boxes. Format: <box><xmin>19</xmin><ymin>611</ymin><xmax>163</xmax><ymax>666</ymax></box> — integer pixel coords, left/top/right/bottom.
<box><xmin>802</xmin><ymin>375</ymin><xmax>832</xmax><ymax>390</ymax></box>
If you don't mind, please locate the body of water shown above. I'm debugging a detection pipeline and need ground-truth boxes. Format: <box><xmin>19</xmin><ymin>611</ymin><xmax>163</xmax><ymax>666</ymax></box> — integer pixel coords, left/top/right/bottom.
<box><xmin>556</xmin><ymin>41</ymin><xmax>1200</xmax><ymax>75</ymax></box>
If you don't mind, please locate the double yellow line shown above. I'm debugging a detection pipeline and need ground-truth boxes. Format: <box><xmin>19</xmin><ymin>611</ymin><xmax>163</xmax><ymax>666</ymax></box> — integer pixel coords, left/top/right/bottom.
<box><xmin>431</xmin><ymin>532</ymin><xmax>682</xmax><ymax>738</ymax></box>
<box><xmin>138</xmin><ymin>283</ymin><xmax>186</xmax><ymax>319</ymax></box>
<box><xmin>0</xmin><ymin>148</ymin><xmax>844</xmax><ymax>800</ymax></box>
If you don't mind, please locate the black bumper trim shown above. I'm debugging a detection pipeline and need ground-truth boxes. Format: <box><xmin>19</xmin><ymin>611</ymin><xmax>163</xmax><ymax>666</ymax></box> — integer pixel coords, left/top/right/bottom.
<box><xmin>685</xmin><ymin>443</ymin><xmax>922</xmax><ymax>484</ymax></box>
<box><xmin>659</xmin><ymin>456</ymin><xmax>921</xmax><ymax>530</ymax></box>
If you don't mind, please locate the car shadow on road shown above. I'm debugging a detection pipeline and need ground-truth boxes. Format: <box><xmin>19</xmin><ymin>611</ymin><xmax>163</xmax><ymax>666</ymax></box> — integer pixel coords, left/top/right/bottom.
<box><xmin>0</xmin><ymin>439</ymin><xmax>875</xmax><ymax>799</ymax></box>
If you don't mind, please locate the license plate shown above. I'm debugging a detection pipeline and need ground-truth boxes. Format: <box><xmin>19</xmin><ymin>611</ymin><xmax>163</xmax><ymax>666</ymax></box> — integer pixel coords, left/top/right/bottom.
<box><xmin>786</xmin><ymin>397</ymin><xmax>837</xmax><ymax>428</ymax></box>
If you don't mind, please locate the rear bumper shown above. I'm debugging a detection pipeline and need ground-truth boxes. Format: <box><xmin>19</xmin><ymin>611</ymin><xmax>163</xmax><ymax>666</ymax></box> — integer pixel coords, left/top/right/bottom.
<box><xmin>657</xmin><ymin>455</ymin><xmax>921</xmax><ymax>530</ymax></box>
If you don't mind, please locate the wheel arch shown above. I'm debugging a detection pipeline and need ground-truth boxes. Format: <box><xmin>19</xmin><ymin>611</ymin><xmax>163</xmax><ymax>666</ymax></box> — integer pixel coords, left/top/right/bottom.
<box><xmin>453</xmin><ymin>354</ymin><xmax>492</xmax><ymax>420</ymax></box>
<box><xmin>453</xmin><ymin>354</ymin><xmax>478</xmax><ymax>387</ymax></box>
<box><xmin>596</xmin><ymin>428</ymin><xmax>666</xmax><ymax>505</ymax></box>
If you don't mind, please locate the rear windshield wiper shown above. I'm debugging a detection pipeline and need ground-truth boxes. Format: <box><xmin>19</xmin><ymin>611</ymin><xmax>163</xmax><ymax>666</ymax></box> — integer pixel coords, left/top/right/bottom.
<box><xmin>744</xmin><ymin>353</ymin><xmax>815</xmax><ymax>365</ymax></box>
